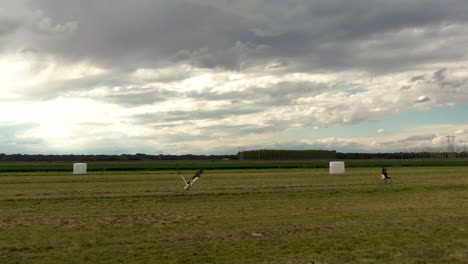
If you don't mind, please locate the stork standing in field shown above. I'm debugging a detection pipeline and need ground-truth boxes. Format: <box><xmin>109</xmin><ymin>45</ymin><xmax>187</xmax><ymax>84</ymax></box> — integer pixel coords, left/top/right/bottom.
<box><xmin>178</xmin><ymin>169</ymin><xmax>204</xmax><ymax>193</ymax></box>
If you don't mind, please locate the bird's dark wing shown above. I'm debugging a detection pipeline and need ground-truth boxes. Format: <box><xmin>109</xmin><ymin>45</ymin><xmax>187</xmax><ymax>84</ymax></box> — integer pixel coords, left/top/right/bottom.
<box><xmin>191</xmin><ymin>169</ymin><xmax>203</xmax><ymax>180</ymax></box>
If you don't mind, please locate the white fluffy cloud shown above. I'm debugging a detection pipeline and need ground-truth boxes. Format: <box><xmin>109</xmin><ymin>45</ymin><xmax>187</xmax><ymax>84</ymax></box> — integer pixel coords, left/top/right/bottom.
<box><xmin>1</xmin><ymin>0</ymin><xmax>468</xmax><ymax>154</ymax></box>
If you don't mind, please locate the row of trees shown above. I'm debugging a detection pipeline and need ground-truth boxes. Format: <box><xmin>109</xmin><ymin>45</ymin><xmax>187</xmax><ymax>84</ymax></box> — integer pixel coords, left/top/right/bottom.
<box><xmin>0</xmin><ymin>153</ymin><xmax>236</xmax><ymax>162</ymax></box>
<box><xmin>1</xmin><ymin>150</ymin><xmax>467</xmax><ymax>162</ymax></box>
<box><xmin>239</xmin><ymin>150</ymin><xmax>337</xmax><ymax>160</ymax></box>
<box><xmin>337</xmin><ymin>151</ymin><xmax>468</xmax><ymax>159</ymax></box>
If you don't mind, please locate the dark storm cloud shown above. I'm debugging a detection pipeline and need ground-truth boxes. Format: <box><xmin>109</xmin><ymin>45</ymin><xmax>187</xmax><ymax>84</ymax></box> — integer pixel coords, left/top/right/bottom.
<box><xmin>21</xmin><ymin>0</ymin><xmax>468</xmax><ymax>72</ymax></box>
<box><xmin>0</xmin><ymin>14</ymin><xmax>23</xmax><ymax>49</ymax></box>
<box><xmin>27</xmin><ymin>0</ymin><xmax>256</xmax><ymax>69</ymax></box>
<box><xmin>0</xmin><ymin>18</ymin><xmax>19</xmax><ymax>37</ymax></box>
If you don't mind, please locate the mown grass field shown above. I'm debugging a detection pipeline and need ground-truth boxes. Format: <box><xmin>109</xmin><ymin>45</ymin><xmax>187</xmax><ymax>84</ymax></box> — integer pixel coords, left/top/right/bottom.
<box><xmin>1</xmin><ymin>166</ymin><xmax>467</xmax><ymax>263</ymax></box>
<box><xmin>1</xmin><ymin>159</ymin><xmax>468</xmax><ymax>172</ymax></box>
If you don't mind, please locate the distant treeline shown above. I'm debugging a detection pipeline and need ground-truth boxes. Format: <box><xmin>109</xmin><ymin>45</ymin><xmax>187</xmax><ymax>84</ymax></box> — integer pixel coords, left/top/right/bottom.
<box><xmin>337</xmin><ymin>152</ymin><xmax>468</xmax><ymax>159</ymax></box>
<box><xmin>239</xmin><ymin>150</ymin><xmax>336</xmax><ymax>160</ymax></box>
<box><xmin>0</xmin><ymin>153</ymin><xmax>236</xmax><ymax>162</ymax></box>
<box><xmin>239</xmin><ymin>149</ymin><xmax>468</xmax><ymax>160</ymax></box>
<box><xmin>1</xmin><ymin>151</ymin><xmax>467</xmax><ymax>162</ymax></box>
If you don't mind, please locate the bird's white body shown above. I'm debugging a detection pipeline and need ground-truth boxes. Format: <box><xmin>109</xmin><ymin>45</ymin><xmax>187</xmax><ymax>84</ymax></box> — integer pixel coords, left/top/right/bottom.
<box><xmin>178</xmin><ymin>169</ymin><xmax>203</xmax><ymax>193</ymax></box>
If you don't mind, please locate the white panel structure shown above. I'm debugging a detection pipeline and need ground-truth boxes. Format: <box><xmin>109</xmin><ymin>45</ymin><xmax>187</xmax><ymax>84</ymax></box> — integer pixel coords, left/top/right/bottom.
<box><xmin>329</xmin><ymin>161</ymin><xmax>345</xmax><ymax>174</ymax></box>
<box><xmin>73</xmin><ymin>163</ymin><xmax>87</xmax><ymax>174</ymax></box>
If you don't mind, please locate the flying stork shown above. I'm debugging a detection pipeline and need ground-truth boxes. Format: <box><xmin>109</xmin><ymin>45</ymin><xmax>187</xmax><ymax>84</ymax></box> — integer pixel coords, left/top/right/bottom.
<box><xmin>178</xmin><ymin>169</ymin><xmax>204</xmax><ymax>193</ymax></box>
<box><xmin>380</xmin><ymin>167</ymin><xmax>391</xmax><ymax>183</ymax></box>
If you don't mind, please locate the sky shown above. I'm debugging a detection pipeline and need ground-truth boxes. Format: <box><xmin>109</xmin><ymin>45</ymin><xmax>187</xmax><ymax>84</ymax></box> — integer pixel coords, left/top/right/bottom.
<box><xmin>1</xmin><ymin>0</ymin><xmax>468</xmax><ymax>155</ymax></box>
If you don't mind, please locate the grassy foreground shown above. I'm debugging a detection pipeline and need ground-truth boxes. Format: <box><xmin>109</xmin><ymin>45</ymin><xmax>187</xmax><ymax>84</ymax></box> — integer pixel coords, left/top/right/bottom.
<box><xmin>0</xmin><ymin>167</ymin><xmax>467</xmax><ymax>263</ymax></box>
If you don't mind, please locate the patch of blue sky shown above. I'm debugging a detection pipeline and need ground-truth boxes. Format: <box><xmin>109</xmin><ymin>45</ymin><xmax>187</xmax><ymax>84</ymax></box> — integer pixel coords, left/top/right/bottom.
<box><xmin>285</xmin><ymin>103</ymin><xmax>468</xmax><ymax>139</ymax></box>
<box><xmin>329</xmin><ymin>83</ymin><xmax>367</xmax><ymax>95</ymax></box>
<box><xmin>0</xmin><ymin>123</ymin><xmax>37</xmax><ymax>137</ymax></box>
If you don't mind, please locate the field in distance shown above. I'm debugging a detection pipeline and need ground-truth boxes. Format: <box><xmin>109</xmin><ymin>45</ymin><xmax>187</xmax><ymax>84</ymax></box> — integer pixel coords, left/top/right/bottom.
<box><xmin>1</xmin><ymin>166</ymin><xmax>467</xmax><ymax>263</ymax></box>
<box><xmin>2</xmin><ymin>159</ymin><xmax>468</xmax><ymax>172</ymax></box>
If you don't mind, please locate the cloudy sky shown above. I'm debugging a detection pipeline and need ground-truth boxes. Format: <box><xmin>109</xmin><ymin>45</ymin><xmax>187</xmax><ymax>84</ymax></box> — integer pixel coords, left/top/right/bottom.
<box><xmin>1</xmin><ymin>0</ymin><xmax>468</xmax><ymax>155</ymax></box>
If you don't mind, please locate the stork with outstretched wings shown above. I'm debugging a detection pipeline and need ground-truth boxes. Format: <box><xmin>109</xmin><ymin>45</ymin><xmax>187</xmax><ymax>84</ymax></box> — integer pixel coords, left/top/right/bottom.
<box><xmin>178</xmin><ymin>169</ymin><xmax>204</xmax><ymax>193</ymax></box>
<box><xmin>380</xmin><ymin>167</ymin><xmax>391</xmax><ymax>183</ymax></box>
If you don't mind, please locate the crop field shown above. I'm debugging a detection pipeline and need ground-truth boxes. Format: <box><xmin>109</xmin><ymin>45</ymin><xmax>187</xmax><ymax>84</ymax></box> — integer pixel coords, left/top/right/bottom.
<box><xmin>1</xmin><ymin>165</ymin><xmax>467</xmax><ymax>263</ymax></box>
<box><xmin>1</xmin><ymin>159</ymin><xmax>468</xmax><ymax>172</ymax></box>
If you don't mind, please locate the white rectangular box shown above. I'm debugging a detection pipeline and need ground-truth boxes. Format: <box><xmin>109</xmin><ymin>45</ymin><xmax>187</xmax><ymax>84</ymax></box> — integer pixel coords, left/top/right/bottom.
<box><xmin>329</xmin><ymin>161</ymin><xmax>345</xmax><ymax>174</ymax></box>
<box><xmin>73</xmin><ymin>163</ymin><xmax>87</xmax><ymax>174</ymax></box>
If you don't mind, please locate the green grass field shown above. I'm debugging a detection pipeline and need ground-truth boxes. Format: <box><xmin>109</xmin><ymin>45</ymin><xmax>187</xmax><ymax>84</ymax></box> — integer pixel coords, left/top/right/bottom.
<box><xmin>1</xmin><ymin>166</ymin><xmax>467</xmax><ymax>263</ymax></box>
<box><xmin>1</xmin><ymin>159</ymin><xmax>468</xmax><ymax>172</ymax></box>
